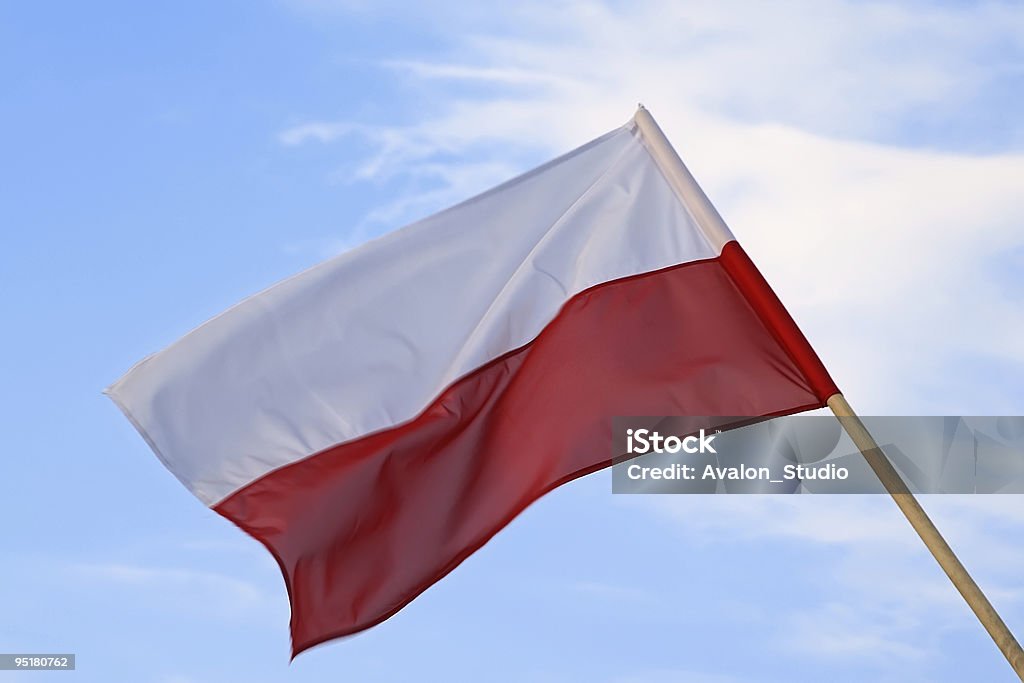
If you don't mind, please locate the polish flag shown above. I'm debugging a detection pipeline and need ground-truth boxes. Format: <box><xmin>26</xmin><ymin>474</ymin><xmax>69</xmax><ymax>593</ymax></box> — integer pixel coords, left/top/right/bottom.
<box><xmin>108</xmin><ymin>107</ymin><xmax>838</xmax><ymax>655</ymax></box>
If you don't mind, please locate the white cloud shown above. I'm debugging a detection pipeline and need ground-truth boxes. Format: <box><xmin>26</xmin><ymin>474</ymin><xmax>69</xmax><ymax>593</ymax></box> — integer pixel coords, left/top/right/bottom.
<box><xmin>286</xmin><ymin>0</ymin><xmax>1024</xmax><ymax>138</ymax></box>
<box><xmin>620</xmin><ymin>493</ymin><xmax>1024</xmax><ymax>664</ymax></box>
<box><xmin>782</xmin><ymin>601</ymin><xmax>929</xmax><ymax>661</ymax></box>
<box><xmin>382</xmin><ymin>60</ymin><xmax>580</xmax><ymax>90</ymax></box>
<box><xmin>279</xmin><ymin>121</ymin><xmax>358</xmax><ymax>146</ymax></box>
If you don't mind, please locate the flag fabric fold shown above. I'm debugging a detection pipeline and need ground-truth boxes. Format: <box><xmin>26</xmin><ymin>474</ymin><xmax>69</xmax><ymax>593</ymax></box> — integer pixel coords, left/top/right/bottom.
<box><xmin>108</xmin><ymin>110</ymin><xmax>838</xmax><ymax>655</ymax></box>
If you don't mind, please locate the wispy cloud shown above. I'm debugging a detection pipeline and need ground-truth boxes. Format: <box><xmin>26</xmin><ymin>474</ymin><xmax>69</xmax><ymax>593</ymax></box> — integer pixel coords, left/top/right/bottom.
<box><xmin>781</xmin><ymin>601</ymin><xmax>929</xmax><ymax>661</ymax></box>
<box><xmin>624</xmin><ymin>493</ymin><xmax>1024</xmax><ymax>664</ymax></box>
<box><xmin>382</xmin><ymin>60</ymin><xmax>580</xmax><ymax>89</ymax></box>
<box><xmin>279</xmin><ymin>121</ymin><xmax>359</xmax><ymax>146</ymax></box>
<box><xmin>285</xmin><ymin>0</ymin><xmax>1024</xmax><ymax>141</ymax></box>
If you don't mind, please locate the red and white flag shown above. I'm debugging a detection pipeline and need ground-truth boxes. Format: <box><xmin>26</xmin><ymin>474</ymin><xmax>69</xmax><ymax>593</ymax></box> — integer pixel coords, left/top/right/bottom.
<box><xmin>108</xmin><ymin>107</ymin><xmax>837</xmax><ymax>655</ymax></box>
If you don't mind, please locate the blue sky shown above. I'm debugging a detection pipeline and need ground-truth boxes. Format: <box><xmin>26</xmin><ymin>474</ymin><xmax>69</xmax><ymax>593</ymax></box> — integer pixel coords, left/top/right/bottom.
<box><xmin>2</xmin><ymin>1</ymin><xmax>1024</xmax><ymax>681</ymax></box>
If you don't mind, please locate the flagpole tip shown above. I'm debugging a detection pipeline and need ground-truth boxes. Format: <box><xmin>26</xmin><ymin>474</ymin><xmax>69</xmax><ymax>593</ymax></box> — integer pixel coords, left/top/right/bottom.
<box><xmin>633</xmin><ymin>103</ymin><xmax>648</xmax><ymax>124</ymax></box>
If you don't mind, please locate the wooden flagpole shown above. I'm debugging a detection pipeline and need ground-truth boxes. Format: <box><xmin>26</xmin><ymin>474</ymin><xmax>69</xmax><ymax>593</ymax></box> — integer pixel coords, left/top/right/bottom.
<box><xmin>633</xmin><ymin>104</ymin><xmax>1024</xmax><ymax>680</ymax></box>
